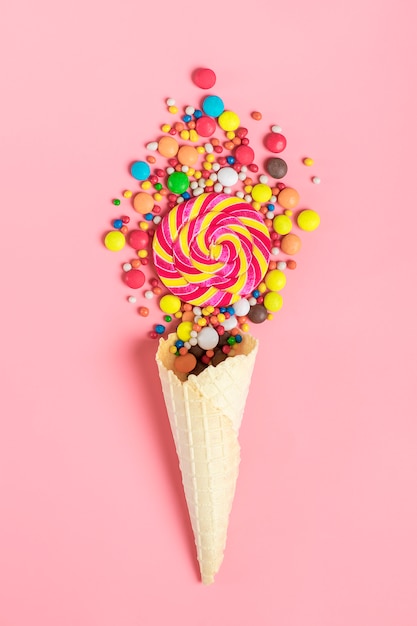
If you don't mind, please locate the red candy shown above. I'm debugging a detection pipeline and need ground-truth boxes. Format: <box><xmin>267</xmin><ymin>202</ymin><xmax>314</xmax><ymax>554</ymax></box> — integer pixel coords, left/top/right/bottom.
<box><xmin>124</xmin><ymin>269</ymin><xmax>145</xmax><ymax>288</ymax></box>
<box><xmin>265</xmin><ymin>132</ymin><xmax>287</xmax><ymax>153</ymax></box>
<box><xmin>192</xmin><ymin>67</ymin><xmax>216</xmax><ymax>90</ymax></box>
<box><xmin>235</xmin><ymin>145</ymin><xmax>254</xmax><ymax>165</ymax></box>
<box><xmin>195</xmin><ymin>116</ymin><xmax>217</xmax><ymax>137</ymax></box>
<box><xmin>128</xmin><ymin>230</ymin><xmax>149</xmax><ymax>250</ymax></box>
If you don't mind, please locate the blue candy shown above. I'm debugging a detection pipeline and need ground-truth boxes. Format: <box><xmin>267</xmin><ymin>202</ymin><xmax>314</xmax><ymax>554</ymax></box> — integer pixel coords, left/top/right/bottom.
<box><xmin>130</xmin><ymin>160</ymin><xmax>150</xmax><ymax>181</ymax></box>
<box><xmin>202</xmin><ymin>96</ymin><xmax>224</xmax><ymax>118</ymax></box>
<box><xmin>155</xmin><ymin>325</ymin><xmax>166</xmax><ymax>334</ymax></box>
<box><xmin>112</xmin><ymin>219</ymin><xmax>123</xmax><ymax>229</ymax></box>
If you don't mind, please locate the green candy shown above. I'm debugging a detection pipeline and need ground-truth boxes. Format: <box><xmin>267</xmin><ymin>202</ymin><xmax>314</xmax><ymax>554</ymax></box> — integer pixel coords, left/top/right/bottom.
<box><xmin>167</xmin><ymin>171</ymin><xmax>189</xmax><ymax>194</ymax></box>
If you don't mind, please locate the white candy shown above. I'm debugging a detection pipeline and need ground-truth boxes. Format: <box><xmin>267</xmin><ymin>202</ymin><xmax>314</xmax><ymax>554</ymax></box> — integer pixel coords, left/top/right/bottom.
<box><xmin>190</xmin><ymin>330</ymin><xmax>198</xmax><ymax>338</ymax></box>
<box><xmin>144</xmin><ymin>290</ymin><xmax>154</xmax><ymax>299</ymax></box>
<box><xmin>146</xmin><ymin>141</ymin><xmax>158</xmax><ymax>151</ymax></box>
<box><xmin>181</xmin><ymin>165</ymin><xmax>189</xmax><ymax>172</ymax></box>
<box><xmin>166</xmin><ymin>166</ymin><xmax>175</xmax><ymax>175</ymax></box>
<box><xmin>189</xmin><ymin>338</ymin><xmax>198</xmax><ymax>346</ymax></box>
<box><xmin>235</xmin><ymin>191</ymin><xmax>244</xmax><ymax>198</ymax></box>
<box><xmin>277</xmin><ymin>261</ymin><xmax>287</xmax><ymax>270</ymax></box>
<box><xmin>259</xmin><ymin>174</ymin><xmax>268</xmax><ymax>184</ymax></box>
<box><xmin>266</xmin><ymin>211</ymin><xmax>274</xmax><ymax>219</ymax></box>
<box><xmin>244</xmin><ymin>194</ymin><xmax>252</xmax><ymax>203</ymax></box>
<box><xmin>204</xmin><ymin>143</ymin><xmax>214</xmax><ymax>153</ymax></box>
<box><xmin>198</xmin><ymin>179</ymin><xmax>206</xmax><ymax>188</ymax></box>
<box><xmin>271</xmin><ymin>246</ymin><xmax>280</xmax><ymax>255</ymax></box>
<box><xmin>217</xmin><ymin>166</ymin><xmax>238</xmax><ymax>187</ymax></box>
<box><xmin>212</xmin><ymin>163</ymin><xmax>220</xmax><ymax>172</ymax></box>
<box><xmin>312</xmin><ymin>176</ymin><xmax>321</xmax><ymax>184</ymax></box>
<box><xmin>128</xmin><ymin>296</ymin><xmax>137</xmax><ymax>304</ymax></box>
<box><xmin>166</xmin><ymin>98</ymin><xmax>176</xmax><ymax>106</ymax></box>
<box><xmin>190</xmin><ymin>181</ymin><xmax>198</xmax><ymax>189</ymax></box>
<box><xmin>213</xmin><ymin>183</ymin><xmax>223</xmax><ymax>193</ymax></box>
<box><xmin>271</xmin><ymin>125</ymin><xmax>282</xmax><ymax>133</ymax></box>
<box><xmin>233</xmin><ymin>298</ymin><xmax>250</xmax><ymax>316</ymax></box>
<box><xmin>238</xmin><ymin>172</ymin><xmax>247</xmax><ymax>181</ymax></box>
<box><xmin>221</xmin><ymin>315</ymin><xmax>238</xmax><ymax>331</ymax></box>
<box><xmin>223</xmin><ymin>186</ymin><xmax>232</xmax><ymax>195</ymax></box>
<box><xmin>177</xmin><ymin>196</ymin><xmax>184</xmax><ymax>203</ymax></box>
<box><xmin>241</xmin><ymin>165</ymin><xmax>248</xmax><ymax>172</ymax></box>
<box><xmin>193</xmin><ymin>187</ymin><xmax>204</xmax><ymax>196</ymax></box>
<box><xmin>185</xmin><ymin>106</ymin><xmax>195</xmax><ymax>115</ymax></box>
<box><xmin>248</xmin><ymin>296</ymin><xmax>257</xmax><ymax>306</ymax></box>
<box><xmin>184</xmin><ymin>341</ymin><xmax>191</xmax><ymax>350</ymax></box>
<box><xmin>122</xmin><ymin>263</ymin><xmax>132</xmax><ymax>272</ymax></box>
<box><xmin>193</xmin><ymin>306</ymin><xmax>202</xmax><ymax>315</ymax></box>
<box><xmin>197</xmin><ymin>326</ymin><xmax>219</xmax><ymax>350</ymax></box>
<box><xmin>209</xmin><ymin>172</ymin><xmax>218</xmax><ymax>181</ymax></box>
<box><xmin>270</xmin><ymin>195</ymin><xmax>277</xmax><ymax>203</ymax></box>
<box><xmin>153</xmin><ymin>215</ymin><xmax>162</xmax><ymax>225</ymax></box>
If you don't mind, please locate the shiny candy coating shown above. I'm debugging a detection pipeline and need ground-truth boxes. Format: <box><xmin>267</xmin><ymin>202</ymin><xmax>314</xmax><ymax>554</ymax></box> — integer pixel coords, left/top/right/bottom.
<box><xmin>158</xmin><ymin>136</ymin><xmax>179</xmax><ymax>158</ymax></box>
<box><xmin>202</xmin><ymin>95</ymin><xmax>224</xmax><ymax>118</ymax></box>
<box><xmin>130</xmin><ymin>161</ymin><xmax>151</xmax><ymax>180</ymax></box>
<box><xmin>264</xmin><ymin>292</ymin><xmax>283</xmax><ymax>312</ymax></box>
<box><xmin>273</xmin><ymin>214</ymin><xmax>292</xmax><ymax>235</ymax></box>
<box><xmin>152</xmin><ymin>192</ymin><xmax>271</xmax><ymax>307</ymax></box>
<box><xmin>218</xmin><ymin>111</ymin><xmax>240</xmax><ymax>132</ymax></box>
<box><xmin>280</xmin><ymin>233</ymin><xmax>302</xmax><ymax>255</ymax></box>
<box><xmin>264</xmin><ymin>269</ymin><xmax>286</xmax><ymax>291</ymax></box>
<box><xmin>266</xmin><ymin>157</ymin><xmax>288</xmax><ymax>179</ymax></box>
<box><xmin>133</xmin><ymin>192</ymin><xmax>154</xmax><ymax>214</ymax></box>
<box><xmin>159</xmin><ymin>294</ymin><xmax>181</xmax><ymax>314</ymax></box>
<box><xmin>167</xmin><ymin>171</ymin><xmax>189</xmax><ymax>194</ymax></box>
<box><xmin>104</xmin><ymin>230</ymin><xmax>125</xmax><ymax>251</ymax></box>
<box><xmin>277</xmin><ymin>187</ymin><xmax>300</xmax><ymax>209</ymax></box>
<box><xmin>265</xmin><ymin>132</ymin><xmax>287</xmax><ymax>153</ymax></box>
<box><xmin>192</xmin><ymin>67</ymin><xmax>216</xmax><ymax>89</ymax></box>
<box><xmin>123</xmin><ymin>269</ymin><xmax>145</xmax><ymax>288</ymax></box>
<box><xmin>247</xmin><ymin>303</ymin><xmax>268</xmax><ymax>323</ymax></box>
<box><xmin>297</xmin><ymin>209</ymin><xmax>321</xmax><ymax>231</ymax></box>
<box><xmin>195</xmin><ymin>116</ymin><xmax>217</xmax><ymax>137</ymax></box>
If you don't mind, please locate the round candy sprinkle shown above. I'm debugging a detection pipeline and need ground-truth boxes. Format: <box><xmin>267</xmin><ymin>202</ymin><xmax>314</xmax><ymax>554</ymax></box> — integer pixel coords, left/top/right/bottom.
<box><xmin>271</xmin><ymin>125</ymin><xmax>282</xmax><ymax>133</ymax></box>
<box><xmin>266</xmin><ymin>158</ymin><xmax>288</xmax><ymax>179</ymax></box>
<box><xmin>202</xmin><ymin>95</ymin><xmax>225</xmax><ymax>118</ymax></box>
<box><xmin>139</xmin><ymin>306</ymin><xmax>149</xmax><ymax>316</ymax></box>
<box><xmin>104</xmin><ymin>230</ymin><xmax>125</xmax><ymax>251</ymax></box>
<box><xmin>264</xmin><ymin>269</ymin><xmax>286</xmax><ymax>291</ymax></box>
<box><xmin>273</xmin><ymin>214</ymin><xmax>292</xmax><ymax>235</ymax></box>
<box><xmin>251</xmin><ymin>111</ymin><xmax>262</xmax><ymax>120</ymax></box>
<box><xmin>123</xmin><ymin>269</ymin><xmax>145</xmax><ymax>289</ymax></box>
<box><xmin>155</xmin><ymin>324</ymin><xmax>166</xmax><ymax>334</ymax></box>
<box><xmin>303</xmin><ymin>157</ymin><xmax>314</xmax><ymax>166</ymax></box>
<box><xmin>312</xmin><ymin>176</ymin><xmax>321</xmax><ymax>184</ymax></box>
<box><xmin>192</xmin><ymin>68</ymin><xmax>216</xmax><ymax>89</ymax></box>
<box><xmin>131</xmin><ymin>161</ymin><xmax>151</xmax><ymax>180</ymax></box>
<box><xmin>218</xmin><ymin>111</ymin><xmax>240</xmax><ymax>131</ymax></box>
<box><xmin>128</xmin><ymin>296</ymin><xmax>137</xmax><ymax>304</ymax></box>
<box><xmin>167</xmin><ymin>171</ymin><xmax>189</xmax><ymax>194</ymax></box>
<box><xmin>280</xmin><ymin>233</ymin><xmax>302</xmax><ymax>255</ymax></box>
<box><xmin>297</xmin><ymin>209</ymin><xmax>321</xmax><ymax>231</ymax></box>
<box><xmin>265</xmin><ymin>132</ymin><xmax>287</xmax><ymax>153</ymax></box>
<box><xmin>159</xmin><ymin>294</ymin><xmax>182</xmax><ymax>314</ymax></box>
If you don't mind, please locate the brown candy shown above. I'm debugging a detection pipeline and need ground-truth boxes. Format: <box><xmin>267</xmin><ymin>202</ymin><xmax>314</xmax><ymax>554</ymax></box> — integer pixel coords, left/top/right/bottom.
<box><xmin>266</xmin><ymin>157</ymin><xmax>288</xmax><ymax>179</ymax></box>
<box><xmin>248</xmin><ymin>304</ymin><xmax>268</xmax><ymax>324</ymax></box>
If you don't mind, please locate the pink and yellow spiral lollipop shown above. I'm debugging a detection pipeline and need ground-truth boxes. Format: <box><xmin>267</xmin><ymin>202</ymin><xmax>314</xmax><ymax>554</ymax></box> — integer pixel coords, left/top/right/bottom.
<box><xmin>152</xmin><ymin>192</ymin><xmax>271</xmax><ymax>306</ymax></box>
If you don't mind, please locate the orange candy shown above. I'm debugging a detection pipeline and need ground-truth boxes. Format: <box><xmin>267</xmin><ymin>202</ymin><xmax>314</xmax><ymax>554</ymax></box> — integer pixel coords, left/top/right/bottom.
<box><xmin>232</xmin><ymin>136</ymin><xmax>241</xmax><ymax>145</ymax></box>
<box><xmin>131</xmin><ymin>259</ymin><xmax>141</xmax><ymax>268</ymax></box>
<box><xmin>146</xmin><ymin>155</ymin><xmax>156</xmax><ymax>164</ymax></box>
<box><xmin>177</xmin><ymin>145</ymin><xmax>199</xmax><ymax>167</ymax></box>
<box><xmin>174</xmin><ymin>353</ymin><xmax>197</xmax><ymax>374</ymax></box>
<box><xmin>251</xmin><ymin>111</ymin><xmax>262</xmax><ymax>120</ymax></box>
<box><xmin>133</xmin><ymin>192</ymin><xmax>154</xmax><ymax>214</ymax></box>
<box><xmin>158</xmin><ymin>135</ymin><xmax>179</xmax><ymax>158</ymax></box>
<box><xmin>280</xmin><ymin>233</ymin><xmax>302</xmax><ymax>255</ymax></box>
<box><xmin>138</xmin><ymin>307</ymin><xmax>149</xmax><ymax>317</ymax></box>
<box><xmin>181</xmin><ymin>311</ymin><xmax>195</xmax><ymax>322</ymax></box>
<box><xmin>224</xmin><ymin>141</ymin><xmax>234</xmax><ymax>150</ymax></box>
<box><xmin>174</xmin><ymin>122</ymin><xmax>185</xmax><ymax>132</ymax></box>
<box><xmin>278</xmin><ymin>187</ymin><xmax>300</xmax><ymax>209</ymax></box>
<box><xmin>287</xmin><ymin>260</ymin><xmax>297</xmax><ymax>269</ymax></box>
<box><xmin>269</xmin><ymin>261</ymin><xmax>277</xmax><ymax>270</ymax></box>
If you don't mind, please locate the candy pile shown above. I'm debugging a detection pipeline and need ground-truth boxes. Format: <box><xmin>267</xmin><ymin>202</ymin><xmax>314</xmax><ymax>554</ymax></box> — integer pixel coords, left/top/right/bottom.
<box><xmin>103</xmin><ymin>68</ymin><xmax>320</xmax><ymax>376</ymax></box>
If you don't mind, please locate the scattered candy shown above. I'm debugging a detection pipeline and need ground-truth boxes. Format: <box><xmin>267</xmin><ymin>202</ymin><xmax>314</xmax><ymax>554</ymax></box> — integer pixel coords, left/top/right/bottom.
<box><xmin>266</xmin><ymin>158</ymin><xmax>288</xmax><ymax>179</ymax></box>
<box><xmin>131</xmin><ymin>161</ymin><xmax>151</xmax><ymax>180</ymax></box>
<box><xmin>297</xmin><ymin>209</ymin><xmax>321</xmax><ymax>231</ymax></box>
<box><xmin>104</xmin><ymin>230</ymin><xmax>125</xmax><ymax>251</ymax></box>
<box><xmin>192</xmin><ymin>68</ymin><xmax>216</xmax><ymax>90</ymax></box>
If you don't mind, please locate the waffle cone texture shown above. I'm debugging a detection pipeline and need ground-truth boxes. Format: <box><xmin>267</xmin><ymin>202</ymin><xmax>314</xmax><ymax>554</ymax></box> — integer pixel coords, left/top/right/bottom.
<box><xmin>156</xmin><ymin>333</ymin><xmax>258</xmax><ymax>584</ymax></box>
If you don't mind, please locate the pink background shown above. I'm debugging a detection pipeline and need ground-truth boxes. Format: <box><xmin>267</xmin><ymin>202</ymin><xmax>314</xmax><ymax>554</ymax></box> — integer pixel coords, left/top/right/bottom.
<box><xmin>1</xmin><ymin>0</ymin><xmax>417</xmax><ymax>624</ymax></box>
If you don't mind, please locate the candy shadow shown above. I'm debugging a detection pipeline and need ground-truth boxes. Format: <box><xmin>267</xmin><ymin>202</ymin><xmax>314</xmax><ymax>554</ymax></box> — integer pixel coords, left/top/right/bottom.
<box><xmin>129</xmin><ymin>337</ymin><xmax>200</xmax><ymax>583</ymax></box>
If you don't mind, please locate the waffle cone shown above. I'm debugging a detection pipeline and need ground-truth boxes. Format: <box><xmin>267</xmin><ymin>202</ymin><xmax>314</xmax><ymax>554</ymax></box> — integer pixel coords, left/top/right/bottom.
<box><xmin>155</xmin><ymin>333</ymin><xmax>258</xmax><ymax>584</ymax></box>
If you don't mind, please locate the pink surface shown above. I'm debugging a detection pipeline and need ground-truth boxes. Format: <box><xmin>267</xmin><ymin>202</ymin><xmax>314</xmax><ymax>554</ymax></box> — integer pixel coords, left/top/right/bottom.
<box><xmin>1</xmin><ymin>0</ymin><xmax>417</xmax><ymax>624</ymax></box>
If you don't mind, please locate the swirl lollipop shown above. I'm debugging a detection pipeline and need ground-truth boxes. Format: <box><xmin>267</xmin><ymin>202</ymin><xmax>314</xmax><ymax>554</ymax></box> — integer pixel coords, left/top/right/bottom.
<box><xmin>152</xmin><ymin>192</ymin><xmax>271</xmax><ymax>306</ymax></box>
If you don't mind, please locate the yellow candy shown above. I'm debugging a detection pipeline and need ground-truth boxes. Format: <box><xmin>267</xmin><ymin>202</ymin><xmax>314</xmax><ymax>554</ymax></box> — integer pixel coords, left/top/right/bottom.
<box><xmin>217</xmin><ymin>313</ymin><xmax>226</xmax><ymax>323</ymax></box>
<box><xmin>241</xmin><ymin>323</ymin><xmax>249</xmax><ymax>332</ymax></box>
<box><xmin>180</xmin><ymin>130</ymin><xmax>190</xmax><ymax>140</ymax></box>
<box><xmin>196</xmin><ymin>146</ymin><xmax>205</xmax><ymax>154</ymax></box>
<box><xmin>273</xmin><ymin>214</ymin><xmax>292</xmax><ymax>235</ymax></box>
<box><xmin>123</xmin><ymin>190</ymin><xmax>132</xmax><ymax>198</ymax></box>
<box><xmin>161</xmin><ymin>124</ymin><xmax>171</xmax><ymax>133</ymax></box>
<box><xmin>265</xmin><ymin>269</ymin><xmax>286</xmax><ymax>291</ymax></box>
<box><xmin>252</xmin><ymin>201</ymin><xmax>261</xmax><ymax>211</ymax></box>
<box><xmin>197</xmin><ymin>318</ymin><xmax>207</xmax><ymax>327</ymax></box>
<box><xmin>252</xmin><ymin>183</ymin><xmax>272</xmax><ymax>203</ymax></box>
<box><xmin>154</xmin><ymin>193</ymin><xmax>162</xmax><ymax>201</ymax></box>
<box><xmin>267</xmin><ymin>313</ymin><xmax>274</xmax><ymax>320</ymax></box>
<box><xmin>218</xmin><ymin>110</ymin><xmax>240</xmax><ymax>131</ymax></box>
<box><xmin>104</xmin><ymin>230</ymin><xmax>125</xmax><ymax>251</ymax></box>
<box><xmin>244</xmin><ymin>185</ymin><xmax>253</xmax><ymax>194</ymax></box>
<box><xmin>139</xmin><ymin>221</ymin><xmax>149</xmax><ymax>231</ymax></box>
<box><xmin>297</xmin><ymin>209</ymin><xmax>321</xmax><ymax>231</ymax></box>
<box><xmin>141</xmin><ymin>181</ymin><xmax>151</xmax><ymax>190</ymax></box>
<box><xmin>203</xmin><ymin>161</ymin><xmax>212</xmax><ymax>171</ymax></box>
<box><xmin>264</xmin><ymin>292</ymin><xmax>283</xmax><ymax>312</ymax></box>
<box><xmin>258</xmin><ymin>282</ymin><xmax>267</xmax><ymax>293</ymax></box>
<box><xmin>226</xmin><ymin>131</ymin><xmax>235</xmax><ymax>139</ymax></box>
<box><xmin>206</xmin><ymin>153</ymin><xmax>215</xmax><ymax>163</ymax></box>
<box><xmin>189</xmin><ymin>130</ymin><xmax>199</xmax><ymax>142</ymax></box>
<box><xmin>206</xmin><ymin>305</ymin><xmax>214</xmax><ymax>313</ymax></box>
<box><xmin>176</xmin><ymin>321</ymin><xmax>193</xmax><ymax>341</ymax></box>
<box><xmin>168</xmin><ymin>105</ymin><xmax>178</xmax><ymax>114</ymax></box>
<box><xmin>303</xmin><ymin>157</ymin><xmax>314</xmax><ymax>166</ymax></box>
<box><xmin>174</xmin><ymin>311</ymin><xmax>183</xmax><ymax>318</ymax></box>
<box><xmin>169</xmin><ymin>346</ymin><xmax>177</xmax><ymax>354</ymax></box>
<box><xmin>187</xmin><ymin>168</ymin><xmax>195</xmax><ymax>176</ymax></box>
<box><xmin>137</xmin><ymin>249</ymin><xmax>148</xmax><ymax>258</ymax></box>
<box><xmin>284</xmin><ymin>209</ymin><xmax>293</xmax><ymax>217</ymax></box>
<box><xmin>194</xmin><ymin>171</ymin><xmax>202</xmax><ymax>180</ymax></box>
<box><xmin>205</xmin><ymin>179</ymin><xmax>214</xmax><ymax>187</ymax></box>
<box><xmin>159</xmin><ymin>294</ymin><xmax>182</xmax><ymax>314</ymax></box>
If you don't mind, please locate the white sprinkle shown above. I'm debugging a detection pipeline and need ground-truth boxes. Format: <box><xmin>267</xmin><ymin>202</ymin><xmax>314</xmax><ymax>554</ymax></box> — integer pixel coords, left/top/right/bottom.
<box><xmin>244</xmin><ymin>194</ymin><xmax>252</xmax><ymax>203</ymax></box>
<box><xmin>198</xmin><ymin>179</ymin><xmax>206</xmax><ymax>188</ymax></box>
<box><xmin>194</xmin><ymin>315</ymin><xmax>202</xmax><ymax>323</ymax></box>
<box><xmin>241</xmin><ymin>165</ymin><xmax>248</xmax><ymax>173</ymax></box>
<box><xmin>185</xmin><ymin>106</ymin><xmax>195</xmax><ymax>115</ymax></box>
<box><xmin>193</xmin><ymin>187</ymin><xmax>204</xmax><ymax>196</ymax></box>
<box><xmin>204</xmin><ymin>143</ymin><xmax>214</xmax><ymax>153</ymax></box>
<box><xmin>259</xmin><ymin>174</ymin><xmax>268</xmax><ymax>184</ymax></box>
<box><xmin>128</xmin><ymin>296</ymin><xmax>137</xmax><ymax>304</ymax></box>
<box><xmin>193</xmin><ymin>306</ymin><xmax>202</xmax><ymax>315</ymax></box>
<box><xmin>238</xmin><ymin>172</ymin><xmax>246</xmax><ymax>181</ymax></box>
<box><xmin>212</xmin><ymin>163</ymin><xmax>220</xmax><ymax>172</ymax></box>
<box><xmin>176</xmin><ymin>196</ymin><xmax>184</xmax><ymax>204</ymax></box>
<box><xmin>146</xmin><ymin>141</ymin><xmax>158</xmax><ymax>151</ymax></box>
<box><xmin>189</xmin><ymin>338</ymin><xmax>198</xmax><ymax>346</ymax></box>
<box><xmin>184</xmin><ymin>341</ymin><xmax>191</xmax><ymax>350</ymax></box>
<box><xmin>214</xmin><ymin>183</ymin><xmax>223</xmax><ymax>193</ymax></box>
<box><xmin>312</xmin><ymin>176</ymin><xmax>321</xmax><ymax>184</ymax></box>
<box><xmin>209</xmin><ymin>172</ymin><xmax>218</xmax><ymax>181</ymax></box>
<box><xmin>223</xmin><ymin>186</ymin><xmax>232</xmax><ymax>194</ymax></box>
<box><xmin>271</xmin><ymin>125</ymin><xmax>282</xmax><ymax>133</ymax></box>
<box><xmin>271</xmin><ymin>246</ymin><xmax>280</xmax><ymax>255</ymax></box>
<box><xmin>270</xmin><ymin>195</ymin><xmax>277</xmax><ymax>203</ymax></box>
<box><xmin>266</xmin><ymin>211</ymin><xmax>275</xmax><ymax>219</ymax></box>
<box><xmin>166</xmin><ymin>166</ymin><xmax>175</xmax><ymax>175</ymax></box>
<box><xmin>248</xmin><ymin>297</ymin><xmax>257</xmax><ymax>306</ymax></box>
<box><xmin>277</xmin><ymin>261</ymin><xmax>287</xmax><ymax>270</ymax></box>
<box><xmin>190</xmin><ymin>181</ymin><xmax>198</xmax><ymax>189</ymax></box>
<box><xmin>153</xmin><ymin>215</ymin><xmax>162</xmax><ymax>225</ymax></box>
<box><xmin>181</xmin><ymin>165</ymin><xmax>189</xmax><ymax>173</ymax></box>
<box><xmin>144</xmin><ymin>290</ymin><xmax>154</xmax><ymax>299</ymax></box>
<box><xmin>235</xmin><ymin>191</ymin><xmax>244</xmax><ymax>199</ymax></box>
<box><xmin>166</xmin><ymin>98</ymin><xmax>176</xmax><ymax>106</ymax></box>
<box><xmin>122</xmin><ymin>263</ymin><xmax>132</xmax><ymax>272</ymax></box>
<box><xmin>190</xmin><ymin>330</ymin><xmax>198</xmax><ymax>338</ymax></box>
